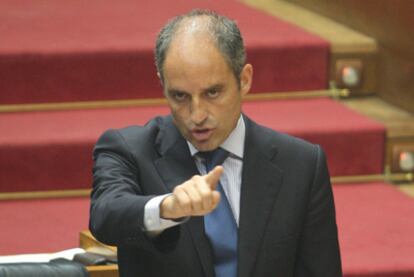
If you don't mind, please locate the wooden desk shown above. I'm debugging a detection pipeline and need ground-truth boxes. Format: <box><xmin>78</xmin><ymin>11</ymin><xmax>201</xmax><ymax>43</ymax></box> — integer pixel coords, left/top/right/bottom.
<box><xmin>79</xmin><ymin>230</ymin><xmax>119</xmax><ymax>277</ymax></box>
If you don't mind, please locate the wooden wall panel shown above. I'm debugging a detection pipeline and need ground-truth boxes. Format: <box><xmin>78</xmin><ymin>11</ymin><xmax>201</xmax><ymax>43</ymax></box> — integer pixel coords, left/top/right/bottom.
<box><xmin>285</xmin><ymin>0</ymin><xmax>414</xmax><ymax>113</ymax></box>
<box><xmin>379</xmin><ymin>47</ymin><xmax>414</xmax><ymax>113</ymax></box>
<box><xmin>285</xmin><ymin>0</ymin><xmax>414</xmax><ymax>53</ymax></box>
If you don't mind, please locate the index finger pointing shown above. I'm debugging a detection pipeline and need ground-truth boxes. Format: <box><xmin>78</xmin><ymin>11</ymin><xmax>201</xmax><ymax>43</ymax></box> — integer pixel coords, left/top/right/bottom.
<box><xmin>204</xmin><ymin>166</ymin><xmax>224</xmax><ymax>190</ymax></box>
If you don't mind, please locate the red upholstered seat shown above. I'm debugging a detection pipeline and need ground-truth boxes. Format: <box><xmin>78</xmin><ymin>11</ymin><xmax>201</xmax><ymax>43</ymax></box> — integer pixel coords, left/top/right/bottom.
<box><xmin>2</xmin><ymin>182</ymin><xmax>414</xmax><ymax>277</ymax></box>
<box><xmin>334</xmin><ymin>182</ymin><xmax>414</xmax><ymax>277</ymax></box>
<box><xmin>0</xmin><ymin>0</ymin><xmax>328</xmax><ymax>104</ymax></box>
<box><xmin>0</xmin><ymin>98</ymin><xmax>385</xmax><ymax>193</ymax></box>
<box><xmin>0</xmin><ymin>197</ymin><xmax>89</xmax><ymax>255</ymax></box>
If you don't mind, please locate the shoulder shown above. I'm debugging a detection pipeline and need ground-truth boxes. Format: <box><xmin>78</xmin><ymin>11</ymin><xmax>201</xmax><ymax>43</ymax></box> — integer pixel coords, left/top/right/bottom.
<box><xmin>246</xmin><ymin>116</ymin><xmax>319</xmax><ymax>154</ymax></box>
<box><xmin>93</xmin><ymin>115</ymin><xmax>172</xmax><ymax>158</ymax></box>
<box><xmin>245</xmin><ymin>116</ymin><xmax>323</xmax><ymax>168</ymax></box>
<box><xmin>245</xmin><ymin>117</ymin><xmax>329</xmax><ymax>193</ymax></box>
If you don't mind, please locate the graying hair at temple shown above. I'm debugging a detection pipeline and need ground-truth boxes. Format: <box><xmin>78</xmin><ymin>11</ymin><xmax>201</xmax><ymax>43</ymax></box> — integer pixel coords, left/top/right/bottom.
<box><xmin>154</xmin><ymin>9</ymin><xmax>246</xmax><ymax>86</ymax></box>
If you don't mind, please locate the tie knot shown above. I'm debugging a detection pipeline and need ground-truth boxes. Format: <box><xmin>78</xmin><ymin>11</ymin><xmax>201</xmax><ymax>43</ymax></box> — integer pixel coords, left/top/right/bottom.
<box><xmin>198</xmin><ymin>148</ymin><xmax>229</xmax><ymax>172</ymax></box>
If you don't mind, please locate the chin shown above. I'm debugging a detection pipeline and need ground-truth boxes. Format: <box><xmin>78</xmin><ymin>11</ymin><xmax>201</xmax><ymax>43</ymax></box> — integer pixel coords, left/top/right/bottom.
<box><xmin>194</xmin><ymin>144</ymin><xmax>211</xmax><ymax>152</ymax></box>
<box><xmin>193</xmin><ymin>141</ymin><xmax>218</xmax><ymax>152</ymax></box>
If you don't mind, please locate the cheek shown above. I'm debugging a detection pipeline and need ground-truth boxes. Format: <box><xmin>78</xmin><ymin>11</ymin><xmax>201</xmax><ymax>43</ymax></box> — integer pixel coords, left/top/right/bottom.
<box><xmin>211</xmin><ymin>107</ymin><xmax>236</xmax><ymax>131</ymax></box>
<box><xmin>219</xmin><ymin>102</ymin><xmax>241</xmax><ymax>130</ymax></box>
<box><xmin>171</xmin><ymin>108</ymin><xmax>190</xmax><ymax>130</ymax></box>
<box><xmin>171</xmin><ymin>109</ymin><xmax>183</xmax><ymax>123</ymax></box>
<box><xmin>169</xmin><ymin>104</ymin><xmax>184</xmax><ymax>120</ymax></box>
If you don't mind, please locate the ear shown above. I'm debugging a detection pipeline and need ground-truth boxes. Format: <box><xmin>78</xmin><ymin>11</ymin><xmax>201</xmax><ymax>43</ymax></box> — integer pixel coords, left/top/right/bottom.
<box><xmin>157</xmin><ymin>72</ymin><xmax>164</xmax><ymax>87</ymax></box>
<box><xmin>240</xmin><ymin>64</ymin><xmax>253</xmax><ymax>96</ymax></box>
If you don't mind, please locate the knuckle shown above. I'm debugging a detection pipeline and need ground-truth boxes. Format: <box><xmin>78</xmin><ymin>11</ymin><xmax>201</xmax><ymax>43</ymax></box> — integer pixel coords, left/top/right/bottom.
<box><xmin>195</xmin><ymin>180</ymin><xmax>208</xmax><ymax>189</ymax></box>
<box><xmin>192</xmin><ymin>178</ymin><xmax>203</xmax><ymax>187</ymax></box>
<box><xmin>174</xmin><ymin>185</ymin><xmax>184</xmax><ymax>193</ymax></box>
<box><xmin>199</xmin><ymin>190</ymin><xmax>211</xmax><ymax>199</ymax></box>
<box><xmin>192</xmin><ymin>196</ymin><xmax>202</xmax><ymax>205</ymax></box>
<box><xmin>181</xmin><ymin>201</ymin><xmax>193</xmax><ymax>213</ymax></box>
<box><xmin>191</xmin><ymin>175</ymin><xmax>201</xmax><ymax>182</ymax></box>
<box><xmin>180</xmin><ymin>198</ymin><xmax>190</xmax><ymax>207</ymax></box>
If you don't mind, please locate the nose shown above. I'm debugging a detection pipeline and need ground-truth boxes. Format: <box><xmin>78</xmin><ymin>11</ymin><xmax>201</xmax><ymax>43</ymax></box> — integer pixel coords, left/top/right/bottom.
<box><xmin>190</xmin><ymin>98</ymin><xmax>208</xmax><ymax>125</ymax></box>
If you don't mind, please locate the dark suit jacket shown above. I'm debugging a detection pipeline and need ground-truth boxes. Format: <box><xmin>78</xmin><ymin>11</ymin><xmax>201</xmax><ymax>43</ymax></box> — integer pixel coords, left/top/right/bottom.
<box><xmin>90</xmin><ymin>115</ymin><xmax>342</xmax><ymax>277</ymax></box>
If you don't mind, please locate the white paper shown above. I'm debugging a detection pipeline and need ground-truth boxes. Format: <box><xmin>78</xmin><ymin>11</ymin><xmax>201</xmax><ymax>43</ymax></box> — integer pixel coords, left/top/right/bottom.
<box><xmin>0</xmin><ymin>248</ymin><xmax>85</xmax><ymax>264</ymax></box>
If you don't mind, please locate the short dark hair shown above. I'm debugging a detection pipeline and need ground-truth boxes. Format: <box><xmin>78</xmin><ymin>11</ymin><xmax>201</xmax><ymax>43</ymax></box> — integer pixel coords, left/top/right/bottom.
<box><xmin>154</xmin><ymin>9</ymin><xmax>246</xmax><ymax>85</ymax></box>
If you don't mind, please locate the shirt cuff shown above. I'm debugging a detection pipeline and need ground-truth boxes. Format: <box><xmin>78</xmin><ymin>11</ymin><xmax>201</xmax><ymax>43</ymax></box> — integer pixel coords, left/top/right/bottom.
<box><xmin>144</xmin><ymin>194</ymin><xmax>187</xmax><ymax>232</ymax></box>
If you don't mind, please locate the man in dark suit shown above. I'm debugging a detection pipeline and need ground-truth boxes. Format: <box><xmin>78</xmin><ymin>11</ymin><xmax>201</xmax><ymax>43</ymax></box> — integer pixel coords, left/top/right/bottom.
<box><xmin>90</xmin><ymin>9</ymin><xmax>342</xmax><ymax>277</ymax></box>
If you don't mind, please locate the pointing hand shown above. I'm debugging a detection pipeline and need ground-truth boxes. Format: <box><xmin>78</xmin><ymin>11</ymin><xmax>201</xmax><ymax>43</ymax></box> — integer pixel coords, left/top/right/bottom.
<box><xmin>160</xmin><ymin>166</ymin><xmax>223</xmax><ymax>219</ymax></box>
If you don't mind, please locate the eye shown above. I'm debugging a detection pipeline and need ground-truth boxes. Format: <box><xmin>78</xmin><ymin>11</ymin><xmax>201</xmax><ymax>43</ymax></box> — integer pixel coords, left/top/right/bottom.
<box><xmin>206</xmin><ymin>88</ymin><xmax>220</xmax><ymax>98</ymax></box>
<box><xmin>172</xmin><ymin>92</ymin><xmax>188</xmax><ymax>102</ymax></box>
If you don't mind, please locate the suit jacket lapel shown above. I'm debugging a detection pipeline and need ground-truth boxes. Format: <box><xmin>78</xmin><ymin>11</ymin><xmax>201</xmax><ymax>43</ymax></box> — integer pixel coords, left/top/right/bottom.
<box><xmin>237</xmin><ymin>117</ymin><xmax>284</xmax><ymax>277</ymax></box>
<box><xmin>153</xmin><ymin>119</ymin><xmax>198</xmax><ymax>192</ymax></box>
<box><xmin>153</xmin><ymin>117</ymin><xmax>215</xmax><ymax>277</ymax></box>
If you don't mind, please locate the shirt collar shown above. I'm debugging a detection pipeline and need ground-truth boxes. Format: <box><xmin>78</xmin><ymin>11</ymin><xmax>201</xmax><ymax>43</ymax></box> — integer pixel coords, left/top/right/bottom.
<box><xmin>187</xmin><ymin>115</ymin><xmax>245</xmax><ymax>159</ymax></box>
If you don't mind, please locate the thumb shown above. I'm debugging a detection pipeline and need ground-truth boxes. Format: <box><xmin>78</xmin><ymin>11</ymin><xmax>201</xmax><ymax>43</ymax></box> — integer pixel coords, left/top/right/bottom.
<box><xmin>204</xmin><ymin>166</ymin><xmax>224</xmax><ymax>190</ymax></box>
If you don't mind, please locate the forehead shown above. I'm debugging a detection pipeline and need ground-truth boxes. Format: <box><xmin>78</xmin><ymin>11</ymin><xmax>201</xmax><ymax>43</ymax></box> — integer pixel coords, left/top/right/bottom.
<box><xmin>163</xmin><ymin>31</ymin><xmax>234</xmax><ymax>90</ymax></box>
<box><xmin>166</xmin><ymin>35</ymin><xmax>225</xmax><ymax>69</ymax></box>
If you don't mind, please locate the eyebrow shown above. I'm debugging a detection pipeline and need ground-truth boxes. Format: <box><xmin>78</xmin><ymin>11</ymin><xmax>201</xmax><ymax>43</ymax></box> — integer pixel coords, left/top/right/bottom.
<box><xmin>167</xmin><ymin>89</ymin><xmax>188</xmax><ymax>96</ymax></box>
<box><xmin>167</xmin><ymin>83</ymin><xmax>225</xmax><ymax>96</ymax></box>
<box><xmin>202</xmin><ymin>83</ymin><xmax>224</xmax><ymax>93</ymax></box>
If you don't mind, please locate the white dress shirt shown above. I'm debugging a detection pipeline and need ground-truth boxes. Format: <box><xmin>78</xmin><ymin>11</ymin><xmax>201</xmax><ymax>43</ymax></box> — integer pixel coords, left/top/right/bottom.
<box><xmin>144</xmin><ymin>116</ymin><xmax>245</xmax><ymax>231</ymax></box>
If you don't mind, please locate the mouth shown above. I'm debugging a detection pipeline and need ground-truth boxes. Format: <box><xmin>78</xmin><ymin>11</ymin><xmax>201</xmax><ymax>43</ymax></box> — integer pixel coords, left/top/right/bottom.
<box><xmin>191</xmin><ymin>128</ymin><xmax>214</xmax><ymax>142</ymax></box>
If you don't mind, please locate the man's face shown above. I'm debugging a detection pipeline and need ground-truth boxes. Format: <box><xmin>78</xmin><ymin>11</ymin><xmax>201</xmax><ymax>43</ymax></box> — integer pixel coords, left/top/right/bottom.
<box><xmin>161</xmin><ymin>36</ymin><xmax>252</xmax><ymax>152</ymax></box>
